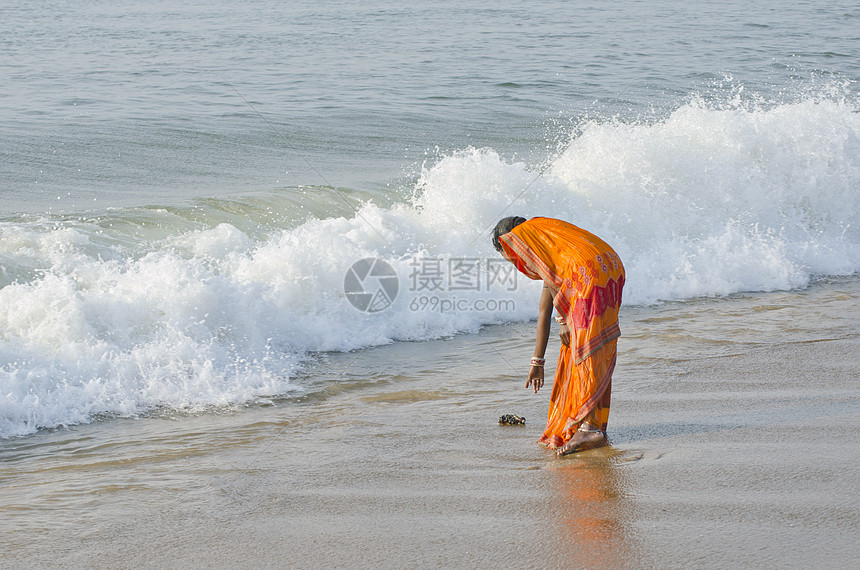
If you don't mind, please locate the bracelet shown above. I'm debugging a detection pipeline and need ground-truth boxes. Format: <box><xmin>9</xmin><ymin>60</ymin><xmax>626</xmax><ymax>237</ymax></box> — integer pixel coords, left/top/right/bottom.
<box><xmin>555</xmin><ymin>314</ymin><xmax>566</xmax><ymax>325</ymax></box>
<box><xmin>530</xmin><ymin>357</ymin><xmax>546</xmax><ymax>367</ymax></box>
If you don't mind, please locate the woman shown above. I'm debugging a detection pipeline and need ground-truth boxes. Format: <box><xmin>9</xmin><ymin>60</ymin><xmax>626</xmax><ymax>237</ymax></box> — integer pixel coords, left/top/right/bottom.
<box><xmin>493</xmin><ymin>216</ymin><xmax>625</xmax><ymax>456</ymax></box>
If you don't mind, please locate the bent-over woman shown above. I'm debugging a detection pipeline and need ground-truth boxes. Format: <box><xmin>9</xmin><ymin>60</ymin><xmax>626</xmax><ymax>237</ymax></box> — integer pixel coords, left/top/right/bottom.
<box><xmin>493</xmin><ymin>216</ymin><xmax>625</xmax><ymax>456</ymax></box>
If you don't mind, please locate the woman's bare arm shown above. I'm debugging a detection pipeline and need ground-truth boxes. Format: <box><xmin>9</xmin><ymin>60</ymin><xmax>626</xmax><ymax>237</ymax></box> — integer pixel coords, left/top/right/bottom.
<box><xmin>526</xmin><ymin>284</ymin><xmax>554</xmax><ymax>393</ymax></box>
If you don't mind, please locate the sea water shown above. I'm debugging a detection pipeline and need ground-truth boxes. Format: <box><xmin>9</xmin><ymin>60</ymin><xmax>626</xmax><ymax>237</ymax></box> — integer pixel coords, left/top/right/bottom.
<box><xmin>2</xmin><ymin>0</ymin><xmax>859</xmax><ymax>438</ymax></box>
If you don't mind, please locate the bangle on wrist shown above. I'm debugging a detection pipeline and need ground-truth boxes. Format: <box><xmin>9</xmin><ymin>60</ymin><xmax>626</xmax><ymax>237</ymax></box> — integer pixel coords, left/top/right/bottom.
<box><xmin>555</xmin><ymin>314</ymin><xmax>566</xmax><ymax>325</ymax></box>
<box><xmin>530</xmin><ymin>357</ymin><xmax>546</xmax><ymax>367</ymax></box>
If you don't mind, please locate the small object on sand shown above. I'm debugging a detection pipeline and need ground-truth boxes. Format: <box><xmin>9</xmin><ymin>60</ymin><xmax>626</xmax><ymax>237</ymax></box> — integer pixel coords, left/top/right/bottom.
<box><xmin>498</xmin><ymin>414</ymin><xmax>526</xmax><ymax>426</ymax></box>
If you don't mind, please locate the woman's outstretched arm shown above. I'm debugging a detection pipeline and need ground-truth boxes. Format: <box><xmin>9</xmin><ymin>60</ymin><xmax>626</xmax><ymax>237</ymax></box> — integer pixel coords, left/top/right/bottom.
<box><xmin>526</xmin><ymin>283</ymin><xmax>554</xmax><ymax>393</ymax></box>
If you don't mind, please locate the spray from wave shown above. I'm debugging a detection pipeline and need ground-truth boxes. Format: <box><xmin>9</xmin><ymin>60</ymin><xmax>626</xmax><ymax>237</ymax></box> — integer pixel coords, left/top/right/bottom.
<box><xmin>2</xmin><ymin>88</ymin><xmax>858</xmax><ymax>436</ymax></box>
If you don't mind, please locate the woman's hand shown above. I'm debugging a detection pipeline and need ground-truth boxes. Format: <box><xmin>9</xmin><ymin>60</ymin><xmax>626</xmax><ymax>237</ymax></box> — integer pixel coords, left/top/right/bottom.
<box><xmin>558</xmin><ymin>323</ymin><xmax>571</xmax><ymax>346</ymax></box>
<box><xmin>526</xmin><ymin>365</ymin><xmax>544</xmax><ymax>393</ymax></box>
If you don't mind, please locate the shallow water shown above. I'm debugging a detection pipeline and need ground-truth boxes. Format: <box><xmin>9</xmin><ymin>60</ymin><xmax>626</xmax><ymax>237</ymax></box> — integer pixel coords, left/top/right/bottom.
<box><xmin>2</xmin><ymin>277</ymin><xmax>858</xmax><ymax>567</ymax></box>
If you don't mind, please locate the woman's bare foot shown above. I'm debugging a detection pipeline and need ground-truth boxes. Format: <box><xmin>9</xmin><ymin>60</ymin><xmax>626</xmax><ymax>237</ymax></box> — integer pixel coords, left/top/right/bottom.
<box><xmin>557</xmin><ymin>425</ymin><xmax>606</xmax><ymax>456</ymax></box>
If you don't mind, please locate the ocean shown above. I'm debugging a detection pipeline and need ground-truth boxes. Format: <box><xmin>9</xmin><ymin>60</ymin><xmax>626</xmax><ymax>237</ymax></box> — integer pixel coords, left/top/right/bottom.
<box><xmin>1</xmin><ymin>1</ymin><xmax>859</xmax><ymax>566</ymax></box>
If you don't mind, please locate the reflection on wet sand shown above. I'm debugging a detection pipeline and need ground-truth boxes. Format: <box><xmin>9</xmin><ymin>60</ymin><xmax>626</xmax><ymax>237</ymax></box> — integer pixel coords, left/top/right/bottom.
<box><xmin>547</xmin><ymin>448</ymin><xmax>646</xmax><ymax>569</ymax></box>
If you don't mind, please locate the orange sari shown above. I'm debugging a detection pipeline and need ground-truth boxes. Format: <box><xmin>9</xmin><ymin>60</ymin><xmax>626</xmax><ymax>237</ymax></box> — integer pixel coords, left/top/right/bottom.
<box><xmin>499</xmin><ymin>217</ymin><xmax>625</xmax><ymax>449</ymax></box>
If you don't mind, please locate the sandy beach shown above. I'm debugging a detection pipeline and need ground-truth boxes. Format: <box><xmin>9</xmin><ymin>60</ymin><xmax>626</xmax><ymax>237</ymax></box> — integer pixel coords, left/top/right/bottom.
<box><xmin>1</xmin><ymin>277</ymin><xmax>858</xmax><ymax>569</ymax></box>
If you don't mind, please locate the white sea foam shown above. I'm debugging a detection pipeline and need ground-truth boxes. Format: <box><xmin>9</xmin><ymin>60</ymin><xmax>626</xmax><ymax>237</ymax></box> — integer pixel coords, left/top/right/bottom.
<box><xmin>2</xmin><ymin>93</ymin><xmax>858</xmax><ymax>436</ymax></box>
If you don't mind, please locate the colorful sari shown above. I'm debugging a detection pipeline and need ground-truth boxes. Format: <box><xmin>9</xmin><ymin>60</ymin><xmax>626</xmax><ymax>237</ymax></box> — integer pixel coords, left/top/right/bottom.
<box><xmin>498</xmin><ymin>217</ymin><xmax>625</xmax><ymax>449</ymax></box>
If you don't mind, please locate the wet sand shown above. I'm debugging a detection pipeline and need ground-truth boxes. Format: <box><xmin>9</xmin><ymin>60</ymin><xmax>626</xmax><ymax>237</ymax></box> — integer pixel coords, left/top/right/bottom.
<box><xmin>2</xmin><ymin>279</ymin><xmax>859</xmax><ymax>569</ymax></box>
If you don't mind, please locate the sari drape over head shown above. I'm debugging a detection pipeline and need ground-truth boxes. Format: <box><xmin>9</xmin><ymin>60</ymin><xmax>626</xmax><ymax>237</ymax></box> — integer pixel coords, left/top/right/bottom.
<box><xmin>498</xmin><ymin>217</ymin><xmax>625</xmax><ymax>448</ymax></box>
